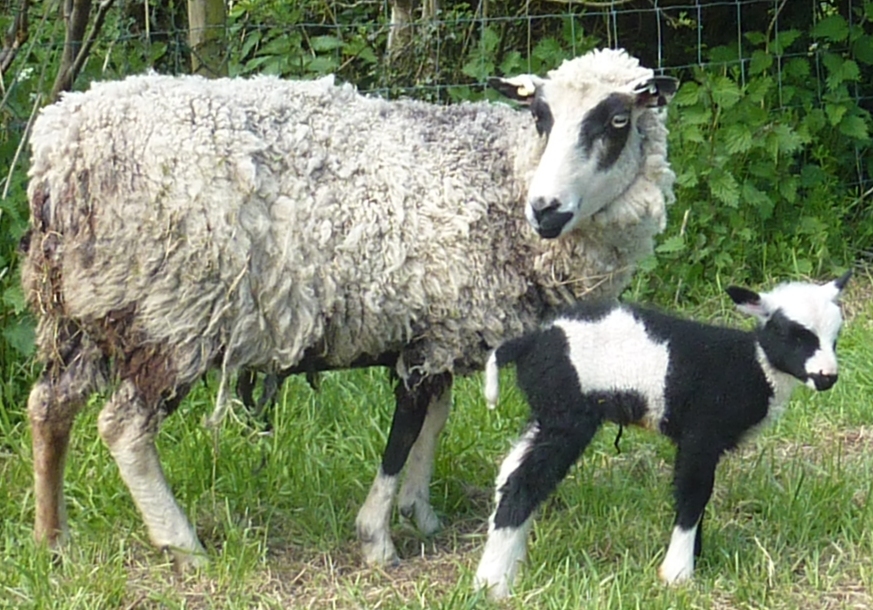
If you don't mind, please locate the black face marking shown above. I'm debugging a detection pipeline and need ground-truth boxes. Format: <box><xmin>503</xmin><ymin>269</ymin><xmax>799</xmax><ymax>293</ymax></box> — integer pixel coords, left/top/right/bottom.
<box><xmin>578</xmin><ymin>93</ymin><xmax>634</xmax><ymax>170</ymax></box>
<box><xmin>530</xmin><ymin>94</ymin><xmax>553</xmax><ymax>137</ymax></box>
<box><xmin>758</xmin><ymin>310</ymin><xmax>820</xmax><ymax>381</ymax></box>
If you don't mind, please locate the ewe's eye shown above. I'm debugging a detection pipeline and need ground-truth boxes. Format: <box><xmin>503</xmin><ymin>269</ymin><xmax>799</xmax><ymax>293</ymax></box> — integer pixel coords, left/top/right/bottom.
<box><xmin>611</xmin><ymin>113</ymin><xmax>630</xmax><ymax>129</ymax></box>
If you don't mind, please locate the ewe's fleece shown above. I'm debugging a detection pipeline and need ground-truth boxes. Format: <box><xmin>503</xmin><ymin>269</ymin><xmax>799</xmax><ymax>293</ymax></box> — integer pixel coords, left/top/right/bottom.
<box><xmin>24</xmin><ymin>49</ymin><xmax>674</xmax><ymax>400</ymax></box>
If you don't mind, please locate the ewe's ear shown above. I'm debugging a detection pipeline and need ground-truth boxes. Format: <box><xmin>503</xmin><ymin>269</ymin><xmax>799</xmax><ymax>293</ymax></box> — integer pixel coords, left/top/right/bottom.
<box><xmin>727</xmin><ymin>285</ymin><xmax>771</xmax><ymax>320</ymax></box>
<box><xmin>633</xmin><ymin>76</ymin><xmax>679</xmax><ymax>108</ymax></box>
<box><xmin>488</xmin><ymin>75</ymin><xmax>543</xmax><ymax>106</ymax></box>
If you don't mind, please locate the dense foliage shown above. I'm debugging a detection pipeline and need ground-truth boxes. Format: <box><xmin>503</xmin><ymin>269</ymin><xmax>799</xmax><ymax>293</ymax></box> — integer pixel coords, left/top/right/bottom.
<box><xmin>0</xmin><ymin>0</ymin><xmax>870</xmax><ymax>394</ymax></box>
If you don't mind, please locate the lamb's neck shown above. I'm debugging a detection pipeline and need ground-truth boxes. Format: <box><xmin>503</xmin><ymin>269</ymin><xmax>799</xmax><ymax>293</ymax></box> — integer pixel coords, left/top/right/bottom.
<box><xmin>754</xmin><ymin>343</ymin><xmax>802</xmax><ymax>422</ymax></box>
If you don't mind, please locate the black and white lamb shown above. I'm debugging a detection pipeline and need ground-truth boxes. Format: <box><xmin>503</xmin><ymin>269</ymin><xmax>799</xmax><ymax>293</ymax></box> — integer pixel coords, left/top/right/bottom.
<box><xmin>22</xmin><ymin>48</ymin><xmax>677</xmax><ymax>568</ymax></box>
<box><xmin>474</xmin><ymin>272</ymin><xmax>851</xmax><ymax>599</ymax></box>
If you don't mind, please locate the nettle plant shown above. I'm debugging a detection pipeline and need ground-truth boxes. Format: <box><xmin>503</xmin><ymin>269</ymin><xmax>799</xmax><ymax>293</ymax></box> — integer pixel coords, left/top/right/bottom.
<box><xmin>645</xmin><ymin>5</ymin><xmax>872</xmax><ymax>302</ymax></box>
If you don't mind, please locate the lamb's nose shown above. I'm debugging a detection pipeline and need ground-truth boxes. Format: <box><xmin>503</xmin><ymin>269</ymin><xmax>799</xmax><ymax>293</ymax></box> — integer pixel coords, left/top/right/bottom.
<box><xmin>810</xmin><ymin>372</ymin><xmax>838</xmax><ymax>391</ymax></box>
<box><xmin>529</xmin><ymin>198</ymin><xmax>573</xmax><ymax>239</ymax></box>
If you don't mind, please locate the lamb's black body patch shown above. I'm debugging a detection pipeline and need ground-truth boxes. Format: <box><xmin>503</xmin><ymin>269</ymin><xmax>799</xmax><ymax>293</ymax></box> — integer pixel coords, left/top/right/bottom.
<box><xmin>578</xmin><ymin>93</ymin><xmax>633</xmax><ymax>170</ymax></box>
<box><xmin>628</xmin><ymin>306</ymin><xmax>773</xmax><ymax>446</ymax></box>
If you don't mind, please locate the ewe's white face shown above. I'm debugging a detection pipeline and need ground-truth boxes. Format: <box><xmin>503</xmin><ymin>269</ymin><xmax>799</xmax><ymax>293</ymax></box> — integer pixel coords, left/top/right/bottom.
<box><xmin>489</xmin><ymin>74</ymin><xmax>678</xmax><ymax>238</ymax></box>
<box><xmin>728</xmin><ymin>271</ymin><xmax>852</xmax><ymax>391</ymax></box>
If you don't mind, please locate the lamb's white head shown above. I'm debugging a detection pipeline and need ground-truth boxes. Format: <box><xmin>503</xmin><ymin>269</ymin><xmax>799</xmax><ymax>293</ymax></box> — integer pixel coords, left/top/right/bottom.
<box><xmin>727</xmin><ymin>270</ymin><xmax>852</xmax><ymax>391</ymax></box>
<box><xmin>489</xmin><ymin>48</ymin><xmax>678</xmax><ymax>239</ymax></box>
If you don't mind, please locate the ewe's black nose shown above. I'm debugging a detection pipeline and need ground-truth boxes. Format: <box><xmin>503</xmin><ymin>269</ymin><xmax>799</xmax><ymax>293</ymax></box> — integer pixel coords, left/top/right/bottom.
<box><xmin>530</xmin><ymin>197</ymin><xmax>574</xmax><ymax>239</ymax></box>
<box><xmin>810</xmin><ymin>373</ymin><xmax>838</xmax><ymax>391</ymax></box>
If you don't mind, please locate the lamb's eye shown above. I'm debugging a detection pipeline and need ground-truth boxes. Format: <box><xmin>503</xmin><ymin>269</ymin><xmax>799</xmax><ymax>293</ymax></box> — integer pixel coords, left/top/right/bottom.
<box><xmin>611</xmin><ymin>113</ymin><xmax>629</xmax><ymax>129</ymax></box>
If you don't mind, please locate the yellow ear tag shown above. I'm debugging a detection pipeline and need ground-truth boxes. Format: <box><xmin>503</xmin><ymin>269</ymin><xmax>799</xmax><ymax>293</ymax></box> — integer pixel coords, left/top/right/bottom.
<box><xmin>516</xmin><ymin>85</ymin><xmax>534</xmax><ymax>97</ymax></box>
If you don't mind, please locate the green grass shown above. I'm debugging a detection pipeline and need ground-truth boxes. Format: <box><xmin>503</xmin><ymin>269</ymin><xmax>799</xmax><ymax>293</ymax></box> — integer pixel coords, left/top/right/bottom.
<box><xmin>2</xmin><ymin>280</ymin><xmax>873</xmax><ymax>609</ymax></box>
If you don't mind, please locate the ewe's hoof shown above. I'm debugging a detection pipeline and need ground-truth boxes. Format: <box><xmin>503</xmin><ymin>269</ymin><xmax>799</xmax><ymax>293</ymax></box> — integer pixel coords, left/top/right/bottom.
<box><xmin>168</xmin><ymin>547</ymin><xmax>209</xmax><ymax>574</ymax></box>
<box><xmin>357</xmin><ymin>526</ymin><xmax>399</xmax><ymax>567</ymax></box>
<box><xmin>399</xmin><ymin>501</ymin><xmax>441</xmax><ymax>537</ymax></box>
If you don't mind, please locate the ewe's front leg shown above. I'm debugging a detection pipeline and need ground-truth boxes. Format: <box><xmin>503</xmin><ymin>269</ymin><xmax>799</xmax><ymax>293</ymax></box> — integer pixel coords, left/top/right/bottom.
<box><xmin>397</xmin><ymin>378</ymin><xmax>452</xmax><ymax>536</ymax></box>
<box><xmin>97</xmin><ymin>379</ymin><xmax>206</xmax><ymax>570</ymax></box>
<box><xmin>356</xmin><ymin>372</ymin><xmax>451</xmax><ymax>565</ymax></box>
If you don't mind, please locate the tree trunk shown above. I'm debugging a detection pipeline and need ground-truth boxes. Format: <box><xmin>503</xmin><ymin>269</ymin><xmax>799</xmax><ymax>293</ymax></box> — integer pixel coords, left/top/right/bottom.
<box><xmin>187</xmin><ymin>0</ymin><xmax>226</xmax><ymax>77</ymax></box>
<box><xmin>49</xmin><ymin>0</ymin><xmax>116</xmax><ymax>101</ymax></box>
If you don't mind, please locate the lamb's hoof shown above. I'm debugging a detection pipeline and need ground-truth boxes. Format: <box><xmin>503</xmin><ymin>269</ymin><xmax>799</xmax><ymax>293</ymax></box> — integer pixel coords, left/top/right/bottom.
<box><xmin>399</xmin><ymin>501</ymin><xmax>441</xmax><ymax>537</ymax></box>
<box><xmin>473</xmin><ymin>573</ymin><xmax>511</xmax><ymax>601</ymax></box>
<box><xmin>657</xmin><ymin>561</ymin><xmax>693</xmax><ymax>585</ymax></box>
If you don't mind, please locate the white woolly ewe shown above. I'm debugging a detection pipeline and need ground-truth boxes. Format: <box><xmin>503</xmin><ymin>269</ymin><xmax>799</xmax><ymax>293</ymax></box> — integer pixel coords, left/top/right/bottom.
<box><xmin>23</xmin><ymin>48</ymin><xmax>676</xmax><ymax>569</ymax></box>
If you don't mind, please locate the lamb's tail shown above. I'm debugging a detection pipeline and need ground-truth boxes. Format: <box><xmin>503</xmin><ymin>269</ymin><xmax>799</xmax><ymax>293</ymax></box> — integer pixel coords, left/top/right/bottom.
<box><xmin>484</xmin><ymin>333</ymin><xmax>537</xmax><ymax>409</ymax></box>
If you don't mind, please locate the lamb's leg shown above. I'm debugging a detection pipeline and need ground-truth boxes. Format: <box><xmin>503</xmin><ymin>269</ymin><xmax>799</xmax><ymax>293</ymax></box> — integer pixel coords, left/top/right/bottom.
<box><xmin>397</xmin><ymin>377</ymin><xmax>452</xmax><ymax>536</ymax></box>
<box><xmin>356</xmin><ymin>372</ymin><xmax>450</xmax><ymax>565</ymax></box>
<box><xmin>30</xmin><ymin>343</ymin><xmax>106</xmax><ymax>550</ymax></box>
<box><xmin>97</xmin><ymin>379</ymin><xmax>206</xmax><ymax>569</ymax></box>
<box><xmin>658</xmin><ymin>444</ymin><xmax>720</xmax><ymax>584</ymax></box>
<box><xmin>475</xmin><ymin>418</ymin><xmax>599</xmax><ymax>600</ymax></box>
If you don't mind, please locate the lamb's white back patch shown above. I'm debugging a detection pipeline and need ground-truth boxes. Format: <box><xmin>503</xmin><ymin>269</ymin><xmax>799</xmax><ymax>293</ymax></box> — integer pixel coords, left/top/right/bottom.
<box><xmin>554</xmin><ymin>309</ymin><xmax>669</xmax><ymax>428</ymax></box>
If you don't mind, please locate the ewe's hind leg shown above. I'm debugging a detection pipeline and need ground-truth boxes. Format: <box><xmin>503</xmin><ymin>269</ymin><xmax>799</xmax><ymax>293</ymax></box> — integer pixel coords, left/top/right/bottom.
<box><xmin>29</xmin><ymin>341</ymin><xmax>106</xmax><ymax>549</ymax></box>
<box><xmin>475</xmin><ymin>418</ymin><xmax>600</xmax><ymax>600</ymax></box>
<box><xmin>397</xmin><ymin>378</ymin><xmax>452</xmax><ymax>536</ymax></box>
<box><xmin>356</xmin><ymin>372</ymin><xmax>451</xmax><ymax>565</ymax></box>
<box><xmin>97</xmin><ymin>379</ymin><xmax>206</xmax><ymax>569</ymax></box>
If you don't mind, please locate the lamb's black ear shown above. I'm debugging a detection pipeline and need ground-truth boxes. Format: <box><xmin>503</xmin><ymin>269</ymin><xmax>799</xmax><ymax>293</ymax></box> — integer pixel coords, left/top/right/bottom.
<box><xmin>834</xmin><ymin>269</ymin><xmax>853</xmax><ymax>292</ymax></box>
<box><xmin>634</xmin><ymin>76</ymin><xmax>680</xmax><ymax>108</ymax></box>
<box><xmin>488</xmin><ymin>75</ymin><xmax>542</xmax><ymax>106</ymax></box>
<box><xmin>727</xmin><ymin>286</ymin><xmax>769</xmax><ymax>320</ymax></box>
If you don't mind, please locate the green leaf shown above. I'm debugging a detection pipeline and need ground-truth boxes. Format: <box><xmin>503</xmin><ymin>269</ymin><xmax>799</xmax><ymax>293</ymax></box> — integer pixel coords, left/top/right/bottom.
<box><xmin>673</xmin><ymin>82</ymin><xmax>701</xmax><ymax>107</ymax></box>
<box><xmin>655</xmin><ymin>235</ymin><xmax>686</xmax><ymax>254</ymax></box>
<box><xmin>3</xmin><ymin>319</ymin><xmax>34</xmax><ymax>357</ymax></box>
<box><xmin>742</xmin><ymin>181</ymin><xmax>774</xmax><ymax>220</ymax></box>
<box><xmin>532</xmin><ymin>37</ymin><xmax>565</xmax><ymax>66</ymax></box>
<box><xmin>709</xmin><ymin>169</ymin><xmax>740</xmax><ymax>207</ymax></box>
<box><xmin>676</xmin><ymin>168</ymin><xmax>700</xmax><ymax>188</ymax></box>
<box><xmin>813</xmin><ymin>14</ymin><xmax>849</xmax><ymax>42</ymax></box>
<box><xmin>825</xmin><ymin>103</ymin><xmax>848</xmax><ymax>126</ymax></box>
<box><xmin>306</xmin><ymin>55</ymin><xmax>339</xmax><ymax>74</ymax></box>
<box><xmin>783</xmin><ymin>57</ymin><xmax>811</xmax><ymax>79</ymax></box>
<box><xmin>823</xmin><ymin>54</ymin><xmax>860</xmax><ymax>89</ymax></box>
<box><xmin>310</xmin><ymin>35</ymin><xmax>344</xmax><ymax>52</ymax></box>
<box><xmin>853</xmin><ymin>34</ymin><xmax>873</xmax><ymax>65</ymax></box>
<box><xmin>745</xmin><ymin>32</ymin><xmax>767</xmax><ymax>46</ymax></box>
<box><xmin>773</xmin><ymin>29</ymin><xmax>801</xmax><ymax>54</ymax></box>
<box><xmin>749</xmin><ymin>50</ymin><xmax>773</xmax><ymax>76</ymax></box>
<box><xmin>240</xmin><ymin>30</ymin><xmax>262</xmax><ymax>59</ymax></box>
<box><xmin>839</xmin><ymin>115</ymin><xmax>870</xmax><ymax>140</ymax></box>
<box><xmin>2</xmin><ymin>285</ymin><xmax>27</xmax><ymax>315</ymax></box>
<box><xmin>710</xmin><ymin>76</ymin><xmax>741</xmax><ymax>109</ymax></box>
<box><xmin>779</xmin><ymin>176</ymin><xmax>798</xmax><ymax>203</ymax></box>
<box><xmin>499</xmin><ymin>51</ymin><xmax>525</xmax><ymax>76</ymax></box>
<box><xmin>722</xmin><ymin>124</ymin><xmax>754</xmax><ymax>154</ymax></box>
<box><xmin>773</xmin><ymin>124</ymin><xmax>805</xmax><ymax>154</ymax></box>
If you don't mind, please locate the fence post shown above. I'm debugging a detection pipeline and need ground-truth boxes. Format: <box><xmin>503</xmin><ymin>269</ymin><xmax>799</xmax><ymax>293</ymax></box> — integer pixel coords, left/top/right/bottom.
<box><xmin>187</xmin><ymin>0</ymin><xmax>226</xmax><ymax>77</ymax></box>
